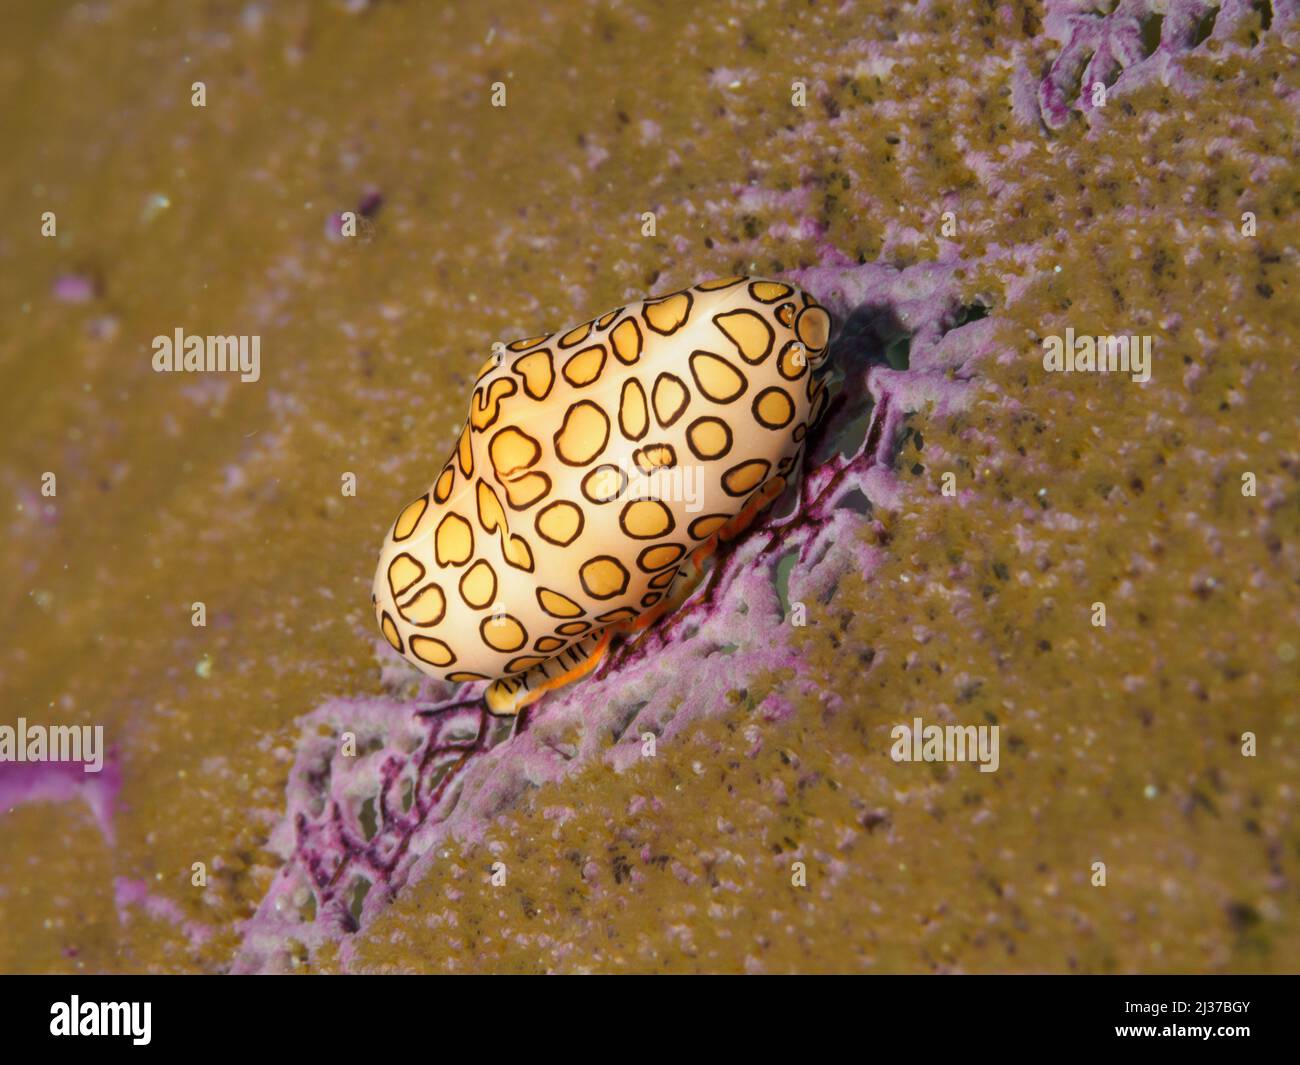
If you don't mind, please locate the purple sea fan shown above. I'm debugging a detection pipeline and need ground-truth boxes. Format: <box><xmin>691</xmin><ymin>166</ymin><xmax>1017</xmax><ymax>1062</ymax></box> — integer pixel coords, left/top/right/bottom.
<box><xmin>234</xmin><ymin>255</ymin><xmax>1005</xmax><ymax>973</ymax></box>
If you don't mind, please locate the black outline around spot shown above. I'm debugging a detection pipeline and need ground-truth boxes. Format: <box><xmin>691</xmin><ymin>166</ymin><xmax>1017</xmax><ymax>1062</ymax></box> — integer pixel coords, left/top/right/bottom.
<box><xmin>713</xmin><ymin>309</ymin><xmax>775</xmax><ymax>364</ymax></box>
<box><xmin>579</xmin><ymin>555</ymin><xmax>630</xmax><ymax>600</ymax></box>
<box><xmin>637</xmin><ymin>542</ymin><xmax>685</xmax><ymax>572</ymax></box>
<box><xmin>610</xmin><ymin>316</ymin><xmax>643</xmax><ymax>364</ymax></box>
<box><xmin>392</xmin><ymin>494</ymin><xmax>429</xmax><ymax>541</ymax></box>
<box><xmin>380</xmin><ymin>610</ymin><xmax>404</xmax><ymax>654</ymax></box>
<box><xmin>553</xmin><ymin>400</ymin><xmax>611</xmax><ymax>466</ymax></box>
<box><xmin>510</xmin><ymin>348</ymin><xmax>555</xmax><ymax>401</ymax></box>
<box><xmin>561</xmin><ymin>343</ymin><xmax>608</xmax><ymax>388</ymax></box>
<box><xmin>470</xmin><ymin>376</ymin><xmax>518</xmax><ymax>433</ymax></box>
<box><xmin>387</xmin><ymin>551</ymin><xmax>426</xmax><ymax>599</ymax></box>
<box><xmin>480</xmin><ymin>614</ymin><xmax>527</xmax><ymax>653</ymax></box>
<box><xmin>534</xmin><ymin>499</ymin><xmax>586</xmax><ymax>546</ymax></box>
<box><xmin>502</xmin><ymin>471</ymin><xmax>551</xmax><ymax>512</ymax></box>
<box><xmin>747</xmin><ymin>280</ymin><xmax>793</xmax><ymax>304</ymax></box>
<box><xmin>652</xmin><ymin>372</ymin><xmax>690</xmax><ymax>428</ymax></box>
<box><xmin>642</xmin><ymin>290</ymin><xmax>694</xmax><ymax>336</ymax></box>
<box><xmin>619</xmin><ymin>498</ymin><xmax>676</xmax><ymax>540</ymax></box>
<box><xmin>695</xmin><ymin>276</ymin><xmax>747</xmax><ymax>292</ymax></box>
<box><xmin>722</xmin><ymin>459</ymin><xmax>772</xmax><ymax>497</ymax></box>
<box><xmin>633</xmin><ymin>443</ymin><xmax>677</xmax><ymax>473</ymax></box>
<box><xmin>688</xmin><ymin>513</ymin><xmax>729</xmax><ymax>540</ymax></box>
<box><xmin>556</xmin><ymin>320</ymin><xmax>593</xmax><ymax>349</ymax></box>
<box><xmin>752</xmin><ymin>386</ymin><xmax>795</xmax><ymax>429</ymax></box>
<box><xmin>410</xmin><ymin>633</ymin><xmax>456</xmax><ymax>667</ymax></box>
<box><xmin>688</xmin><ymin>350</ymin><xmax>748</xmax><ymax>403</ymax></box>
<box><xmin>685</xmin><ymin>415</ymin><xmax>733</xmax><ymax>461</ymax></box>
<box><xmin>434</xmin><ymin>513</ymin><xmax>475</xmax><ymax>567</ymax></box>
<box><xmin>537</xmin><ymin>586</ymin><xmax>586</xmax><ymax>618</ymax></box>
<box><xmin>581</xmin><ymin>463</ymin><xmax>629</xmax><ymax>505</ymax></box>
<box><xmin>458</xmin><ymin>560</ymin><xmax>497</xmax><ymax>609</ymax></box>
<box><xmin>619</xmin><ymin>377</ymin><xmax>649</xmax><ymax>441</ymax></box>
<box><xmin>397</xmin><ymin>582</ymin><xmax>446</xmax><ymax>627</ymax></box>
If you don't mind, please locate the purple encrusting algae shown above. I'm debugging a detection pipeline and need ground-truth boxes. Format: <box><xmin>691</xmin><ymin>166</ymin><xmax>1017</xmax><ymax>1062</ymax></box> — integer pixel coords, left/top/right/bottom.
<box><xmin>0</xmin><ymin>755</ymin><xmax>121</xmax><ymax>846</ymax></box>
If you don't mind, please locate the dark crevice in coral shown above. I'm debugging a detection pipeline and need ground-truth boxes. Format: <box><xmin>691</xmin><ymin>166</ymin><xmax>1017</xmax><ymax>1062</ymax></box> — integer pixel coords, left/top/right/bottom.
<box><xmin>883</xmin><ymin>334</ymin><xmax>911</xmax><ymax>370</ymax></box>
<box><xmin>835</xmin><ymin>302</ymin><xmax>913</xmax><ymax>369</ymax></box>
<box><xmin>1139</xmin><ymin>12</ymin><xmax>1165</xmax><ymax>58</ymax></box>
<box><xmin>836</xmin><ymin>487</ymin><xmax>872</xmax><ymax>515</ymax></box>
<box><xmin>829</xmin><ymin>408</ymin><xmax>874</xmax><ymax>459</ymax></box>
<box><xmin>608</xmin><ymin>700</ymin><xmax>647</xmax><ymax>741</ymax></box>
<box><xmin>950</xmin><ymin>300</ymin><xmax>991</xmax><ymax>330</ymax></box>
<box><xmin>1191</xmin><ymin>7</ymin><xmax>1220</xmax><ymax>46</ymax></box>
<box><xmin>358</xmin><ymin>796</ymin><xmax>379</xmax><ymax>840</ymax></box>
<box><xmin>347</xmin><ymin>877</ymin><xmax>371</xmax><ymax>927</ymax></box>
<box><xmin>774</xmin><ymin>548</ymin><xmax>799</xmax><ymax>617</ymax></box>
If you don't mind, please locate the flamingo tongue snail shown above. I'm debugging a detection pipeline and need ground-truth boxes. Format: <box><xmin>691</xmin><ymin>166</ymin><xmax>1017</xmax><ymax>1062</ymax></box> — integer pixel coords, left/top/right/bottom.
<box><xmin>372</xmin><ymin>276</ymin><xmax>832</xmax><ymax>716</ymax></box>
